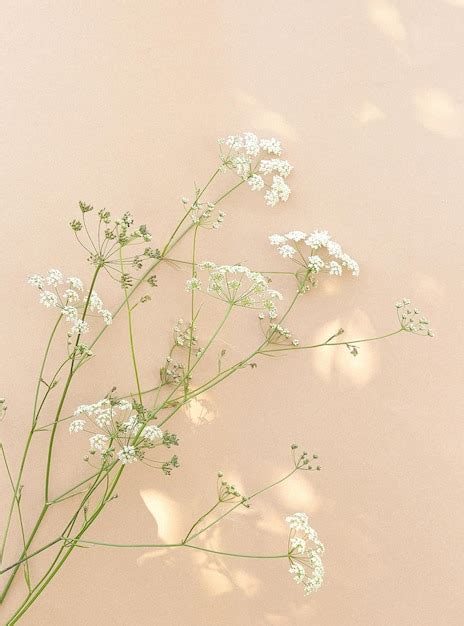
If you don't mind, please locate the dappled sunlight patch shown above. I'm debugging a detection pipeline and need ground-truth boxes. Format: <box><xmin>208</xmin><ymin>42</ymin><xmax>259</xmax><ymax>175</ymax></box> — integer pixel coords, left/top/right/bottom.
<box><xmin>255</xmin><ymin>506</ymin><xmax>287</xmax><ymax>536</ymax></box>
<box><xmin>414</xmin><ymin>88</ymin><xmax>463</xmax><ymax>138</ymax></box>
<box><xmin>139</xmin><ymin>488</ymin><xmax>183</xmax><ymax>542</ymax></box>
<box><xmin>311</xmin><ymin>311</ymin><xmax>378</xmax><ymax>387</ymax></box>
<box><xmin>232</xmin><ymin>569</ymin><xmax>262</xmax><ymax>598</ymax></box>
<box><xmin>333</xmin><ymin>309</ymin><xmax>378</xmax><ymax>387</ymax></box>
<box><xmin>234</xmin><ymin>90</ymin><xmax>298</xmax><ymax>141</ymax></box>
<box><xmin>136</xmin><ymin>548</ymin><xmax>173</xmax><ymax>567</ymax></box>
<box><xmin>355</xmin><ymin>100</ymin><xmax>386</xmax><ymax>125</ymax></box>
<box><xmin>183</xmin><ymin>393</ymin><xmax>217</xmax><ymax>426</ymax></box>
<box><xmin>199</xmin><ymin>565</ymin><xmax>234</xmax><ymax>596</ymax></box>
<box><xmin>278</xmin><ymin>473</ymin><xmax>322</xmax><ymax>513</ymax></box>
<box><xmin>367</xmin><ymin>0</ymin><xmax>407</xmax><ymax>43</ymax></box>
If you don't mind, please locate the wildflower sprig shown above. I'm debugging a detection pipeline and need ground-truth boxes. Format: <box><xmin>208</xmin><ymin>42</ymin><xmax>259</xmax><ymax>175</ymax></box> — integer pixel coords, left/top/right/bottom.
<box><xmin>1</xmin><ymin>133</ymin><xmax>433</xmax><ymax>623</ymax></box>
<box><xmin>198</xmin><ymin>262</ymin><xmax>282</xmax><ymax>318</ymax></box>
<box><xmin>269</xmin><ymin>229</ymin><xmax>359</xmax><ymax>292</ymax></box>
<box><xmin>219</xmin><ymin>133</ymin><xmax>293</xmax><ymax>207</ymax></box>
<box><xmin>396</xmin><ymin>298</ymin><xmax>434</xmax><ymax>336</ymax></box>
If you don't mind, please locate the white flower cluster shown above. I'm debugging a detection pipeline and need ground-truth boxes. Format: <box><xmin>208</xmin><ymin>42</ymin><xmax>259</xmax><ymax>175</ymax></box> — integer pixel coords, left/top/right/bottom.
<box><xmin>395</xmin><ymin>299</ymin><xmax>434</xmax><ymax>336</ymax></box>
<box><xmin>269</xmin><ymin>230</ymin><xmax>360</xmax><ymax>278</ymax></box>
<box><xmin>218</xmin><ymin>133</ymin><xmax>292</xmax><ymax>207</ymax></box>
<box><xmin>199</xmin><ymin>261</ymin><xmax>282</xmax><ymax>318</ymax></box>
<box><xmin>286</xmin><ymin>512</ymin><xmax>325</xmax><ymax>595</ymax></box>
<box><xmin>28</xmin><ymin>269</ymin><xmax>112</xmax><ymax>334</ymax></box>
<box><xmin>69</xmin><ymin>398</ymin><xmax>163</xmax><ymax>465</ymax></box>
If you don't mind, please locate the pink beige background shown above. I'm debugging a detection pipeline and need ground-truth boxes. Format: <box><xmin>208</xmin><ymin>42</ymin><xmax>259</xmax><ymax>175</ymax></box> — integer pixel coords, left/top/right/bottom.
<box><xmin>1</xmin><ymin>1</ymin><xmax>463</xmax><ymax>625</ymax></box>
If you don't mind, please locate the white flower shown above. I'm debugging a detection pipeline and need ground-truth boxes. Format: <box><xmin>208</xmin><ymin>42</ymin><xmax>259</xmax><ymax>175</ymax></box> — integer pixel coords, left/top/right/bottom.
<box><xmin>285</xmin><ymin>231</ymin><xmax>307</xmax><ymax>242</ymax></box>
<box><xmin>340</xmin><ymin>254</ymin><xmax>359</xmax><ymax>277</ymax></box>
<box><xmin>305</xmin><ymin>230</ymin><xmax>331</xmax><ymax>249</ymax></box>
<box><xmin>100</xmin><ymin>309</ymin><xmax>112</xmax><ymax>325</ymax></box>
<box><xmin>307</xmin><ymin>256</ymin><xmax>325</xmax><ymax>272</ymax></box>
<box><xmin>326</xmin><ymin>240</ymin><xmax>342</xmax><ymax>257</ymax></box>
<box><xmin>63</xmin><ymin>289</ymin><xmax>80</xmax><ymax>303</ymax></box>
<box><xmin>286</xmin><ymin>512</ymin><xmax>311</xmax><ymax>533</ymax></box>
<box><xmin>186</xmin><ymin>277</ymin><xmax>201</xmax><ymax>292</ymax></box>
<box><xmin>69</xmin><ymin>419</ymin><xmax>86</xmax><ymax>433</ymax></box>
<box><xmin>39</xmin><ymin>291</ymin><xmax>59</xmax><ymax>308</ymax></box>
<box><xmin>88</xmin><ymin>291</ymin><xmax>103</xmax><ymax>312</ymax></box>
<box><xmin>118</xmin><ymin>445</ymin><xmax>137</xmax><ymax>464</ymax></box>
<box><xmin>219</xmin><ymin>133</ymin><xmax>292</xmax><ymax>207</ymax></box>
<box><xmin>259</xmin><ymin>159</ymin><xmax>293</xmax><ymax>178</ymax></box>
<box><xmin>71</xmin><ymin>319</ymin><xmax>89</xmax><ymax>335</ymax></box>
<box><xmin>61</xmin><ymin>305</ymin><xmax>78</xmax><ymax>321</ymax></box>
<box><xmin>121</xmin><ymin>415</ymin><xmax>141</xmax><ymax>433</ymax></box>
<box><xmin>142</xmin><ymin>424</ymin><xmax>163</xmax><ymax>441</ymax></box>
<box><xmin>95</xmin><ymin>411</ymin><xmax>112</xmax><ymax>428</ymax></box>
<box><xmin>67</xmin><ymin>277</ymin><xmax>83</xmax><ymax>291</ymax></box>
<box><xmin>89</xmin><ymin>433</ymin><xmax>108</xmax><ymax>451</ymax></box>
<box><xmin>247</xmin><ymin>174</ymin><xmax>265</xmax><ymax>191</ymax></box>
<box><xmin>289</xmin><ymin>562</ymin><xmax>306</xmax><ymax>583</ymax></box>
<box><xmin>46</xmin><ymin>269</ymin><xmax>63</xmax><ymax>286</ymax></box>
<box><xmin>290</xmin><ymin>537</ymin><xmax>306</xmax><ymax>554</ymax></box>
<box><xmin>259</xmin><ymin>137</ymin><xmax>282</xmax><ymax>155</ymax></box>
<box><xmin>270</xmin><ymin>175</ymin><xmax>291</xmax><ymax>202</ymax></box>
<box><xmin>286</xmin><ymin>512</ymin><xmax>325</xmax><ymax>596</ymax></box>
<box><xmin>269</xmin><ymin>234</ymin><xmax>288</xmax><ymax>246</ymax></box>
<box><xmin>278</xmin><ymin>244</ymin><xmax>296</xmax><ymax>258</ymax></box>
<box><xmin>117</xmin><ymin>399</ymin><xmax>133</xmax><ymax>411</ymax></box>
<box><xmin>270</xmin><ymin>228</ymin><xmax>360</xmax><ymax>281</ymax></box>
<box><xmin>328</xmin><ymin>260</ymin><xmax>342</xmax><ymax>276</ymax></box>
<box><xmin>28</xmin><ymin>274</ymin><xmax>44</xmax><ymax>288</ymax></box>
<box><xmin>200</xmin><ymin>262</ymin><xmax>280</xmax><ymax>317</ymax></box>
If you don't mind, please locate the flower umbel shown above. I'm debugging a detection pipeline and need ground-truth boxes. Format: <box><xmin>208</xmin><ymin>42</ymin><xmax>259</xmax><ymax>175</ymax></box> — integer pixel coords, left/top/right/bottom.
<box><xmin>286</xmin><ymin>512</ymin><xmax>325</xmax><ymax>595</ymax></box>
<box><xmin>199</xmin><ymin>262</ymin><xmax>282</xmax><ymax>318</ymax></box>
<box><xmin>218</xmin><ymin>133</ymin><xmax>293</xmax><ymax>207</ymax></box>
<box><xmin>269</xmin><ymin>229</ymin><xmax>359</xmax><ymax>291</ymax></box>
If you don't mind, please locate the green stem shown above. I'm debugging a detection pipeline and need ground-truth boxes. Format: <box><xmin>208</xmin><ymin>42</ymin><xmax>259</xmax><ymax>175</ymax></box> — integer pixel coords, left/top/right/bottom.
<box><xmin>44</xmin><ymin>265</ymin><xmax>101</xmax><ymax>502</ymax></box>
<box><xmin>188</xmin><ymin>467</ymin><xmax>298</xmax><ymax>543</ymax></box>
<box><xmin>0</xmin><ymin>315</ymin><xmax>62</xmax><ymax>564</ymax></box>
<box><xmin>72</xmin><ymin>539</ymin><xmax>288</xmax><ymax>560</ymax></box>
<box><xmin>119</xmin><ymin>244</ymin><xmax>142</xmax><ymax>403</ymax></box>
<box><xmin>262</xmin><ymin>328</ymin><xmax>405</xmax><ymax>353</ymax></box>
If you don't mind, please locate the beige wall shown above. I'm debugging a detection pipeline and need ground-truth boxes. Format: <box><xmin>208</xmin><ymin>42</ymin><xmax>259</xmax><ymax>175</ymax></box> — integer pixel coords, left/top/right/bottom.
<box><xmin>1</xmin><ymin>1</ymin><xmax>463</xmax><ymax>624</ymax></box>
